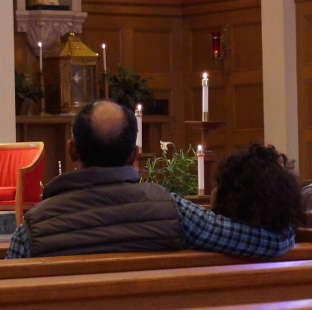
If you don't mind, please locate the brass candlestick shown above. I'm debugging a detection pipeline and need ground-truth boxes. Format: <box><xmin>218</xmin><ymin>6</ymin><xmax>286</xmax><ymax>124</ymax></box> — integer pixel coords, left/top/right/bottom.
<box><xmin>102</xmin><ymin>72</ymin><xmax>109</xmax><ymax>100</ymax></box>
<box><xmin>185</xmin><ymin>121</ymin><xmax>225</xmax><ymax>195</ymax></box>
<box><xmin>39</xmin><ymin>73</ymin><xmax>50</xmax><ymax>116</ymax></box>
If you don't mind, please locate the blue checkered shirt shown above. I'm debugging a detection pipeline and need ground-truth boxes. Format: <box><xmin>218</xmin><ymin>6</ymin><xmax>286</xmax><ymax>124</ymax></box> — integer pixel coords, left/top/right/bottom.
<box><xmin>5</xmin><ymin>193</ymin><xmax>295</xmax><ymax>259</ymax></box>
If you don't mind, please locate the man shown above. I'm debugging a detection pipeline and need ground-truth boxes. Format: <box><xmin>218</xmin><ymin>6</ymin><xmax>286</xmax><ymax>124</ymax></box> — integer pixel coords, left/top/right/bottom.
<box><xmin>6</xmin><ymin>100</ymin><xmax>295</xmax><ymax>258</ymax></box>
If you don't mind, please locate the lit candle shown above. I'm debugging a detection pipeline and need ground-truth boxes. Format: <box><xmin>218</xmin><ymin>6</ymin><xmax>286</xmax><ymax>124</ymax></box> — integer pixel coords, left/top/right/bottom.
<box><xmin>202</xmin><ymin>72</ymin><xmax>209</xmax><ymax>121</ymax></box>
<box><xmin>135</xmin><ymin>104</ymin><xmax>143</xmax><ymax>153</ymax></box>
<box><xmin>38</xmin><ymin>42</ymin><xmax>43</xmax><ymax>73</ymax></box>
<box><xmin>102</xmin><ymin>44</ymin><xmax>107</xmax><ymax>73</ymax></box>
<box><xmin>197</xmin><ymin>145</ymin><xmax>205</xmax><ymax>196</ymax></box>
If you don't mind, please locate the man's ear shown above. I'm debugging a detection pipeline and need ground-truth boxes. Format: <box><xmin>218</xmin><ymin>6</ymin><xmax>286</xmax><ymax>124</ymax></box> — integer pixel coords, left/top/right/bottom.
<box><xmin>126</xmin><ymin>145</ymin><xmax>139</xmax><ymax>166</ymax></box>
<box><xmin>67</xmin><ymin>139</ymin><xmax>79</xmax><ymax>163</ymax></box>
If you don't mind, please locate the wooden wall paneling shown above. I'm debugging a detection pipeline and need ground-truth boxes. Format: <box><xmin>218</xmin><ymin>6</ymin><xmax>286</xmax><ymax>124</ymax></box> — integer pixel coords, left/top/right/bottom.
<box><xmin>81</xmin><ymin>28</ymin><xmax>122</xmax><ymax>74</ymax></box>
<box><xmin>133</xmin><ymin>30</ymin><xmax>172</xmax><ymax>74</ymax></box>
<box><xmin>233</xmin><ymin>83</ymin><xmax>263</xmax><ymax>130</ymax></box>
<box><xmin>232</xmin><ymin>22</ymin><xmax>262</xmax><ymax>71</ymax></box>
<box><xmin>304</xmin><ymin>79</ymin><xmax>312</xmax><ymax>129</ymax></box>
<box><xmin>305</xmin><ymin>142</ymin><xmax>312</xmax><ymax>178</ymax></box>
<box><xmin>14</xmin><ymin>33</ymin><xmax>28</xmax><ymax>73</ymax></box>
<box><xmin>81</xmin><ymin>2</ymin><xmax>185</xmax><ymax>152</ymax></box>
<box><xmin>183</xmin><ymin>2</ymin><xmax>262</xmax><ymax>158</ymax></box>
<box><xmin>296</xmin><ymin>1</ymin><xmax>312</xmax><ymax>178</ymax></box>
<box><xmin>14</xmin><ymin>0</ymin><xmax>264</xmax><ymax>174</ymax></box>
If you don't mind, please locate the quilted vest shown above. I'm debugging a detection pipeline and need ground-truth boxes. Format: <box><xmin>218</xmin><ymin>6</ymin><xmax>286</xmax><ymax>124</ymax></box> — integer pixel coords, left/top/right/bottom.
<box><xmin>24</xmin><ymin>166</ymin><xmax>183</xmax><ymax>257</ymax></box>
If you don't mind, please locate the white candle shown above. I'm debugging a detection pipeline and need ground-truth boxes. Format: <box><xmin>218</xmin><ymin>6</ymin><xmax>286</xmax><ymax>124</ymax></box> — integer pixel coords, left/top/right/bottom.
<box><xmin>135</xmin><ymin>104</ymin><xmax>143</xmax><ymax>152</ymax></box>
<box><xmin>202</xmin><ymin>72</ymin><xmax>209</xmax><ymax>121</ymax></box>
<box><xmin>197</xmin><ymin>145</ymin><xmax>205</xmax><ymax>195</ymax></box>
<box><xmin>38</xmin><ymin>42</ymin><xmax>43</xmax><ymax>73</ymax></box>
<box><xmin>102</xmin><ymin>44</ymin><xmax>107</xmax><ymax>73</ymax></box>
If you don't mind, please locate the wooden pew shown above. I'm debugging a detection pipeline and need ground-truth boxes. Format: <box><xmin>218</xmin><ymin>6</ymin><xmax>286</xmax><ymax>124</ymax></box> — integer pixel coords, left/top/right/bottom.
<box><xmin>0</xmin><ymin>243</ymin><xmax>312</xmax><ymax>280</ymax></box>
<box><xmin>0</xmin><ymin>227</ymin><xmax>310</xmax><ymax>261</ymax></box>
<box><xmin>0</xmin><ymin>243</ymin><xmax>8</xmax><ymax>258</ymax></box>
<box><xmin>186</xmin><ymin>299</ymin><xmax>312</xmax><ymax>309</ymax></box>
<box><xmin>0</xmin><ymin>228</ymin><xmax>310</xmax><ymax>260</ymax></box>
<box><xmin>2</xmin><ymin>260</ymin><xmax>312</xmax><ymax>309</ymax></box>
<box><xmin>295</xmin><ymin>227</ymin><xmax>312</xmax><ymax>242</ymax></box>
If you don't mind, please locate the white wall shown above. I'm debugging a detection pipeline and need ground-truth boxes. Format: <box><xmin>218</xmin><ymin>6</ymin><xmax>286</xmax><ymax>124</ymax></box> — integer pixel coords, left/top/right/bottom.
<box><xmin>261</xmin><ymin>0</ymin><xmax>298</xmax><ymax>169</ymax></box>
<box><xmin>0</xmin><ymin>2</ymin><xmax>16</xmax><ymax>142</ymax></box>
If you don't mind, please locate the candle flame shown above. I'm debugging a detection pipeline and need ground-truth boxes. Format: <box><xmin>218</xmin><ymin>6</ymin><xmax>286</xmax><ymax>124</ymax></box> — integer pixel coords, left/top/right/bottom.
<box><xmin>102</xmin><ymin>44</ymin><xmax>106</xmax><ymax>49</ymax></box>
<box><xmin>137</xmin><ymin>104</ymin><xmax>142</xmax><ymax>111</ymax></box>
<box><xmin>38</xmin><ymin>42</ymin><xmax>42</xmax><ymax>47</ymax></box>
<box><xmin>203</xmin><ymin>72</ymin><xmax>208</xmax><ymax>79</ymax></box>
<box><xmin>197</xmin><ymin>145</ymin><xmax>202</xmax><ymax>151</ymax></box>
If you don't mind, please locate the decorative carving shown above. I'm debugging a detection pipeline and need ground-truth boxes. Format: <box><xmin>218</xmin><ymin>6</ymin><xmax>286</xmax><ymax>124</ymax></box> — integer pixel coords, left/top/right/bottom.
<box><xmin>15</xmin><ymin>3</ymin><xmax>87</xmax><ymax>56</ymax></box>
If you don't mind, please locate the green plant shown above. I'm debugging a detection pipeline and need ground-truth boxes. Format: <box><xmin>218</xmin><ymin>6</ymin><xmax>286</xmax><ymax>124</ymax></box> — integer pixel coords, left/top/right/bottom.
<box><xmin>108</xmin><ymin>64</ymin><xmax>154</xmax><ymax>111</ymax></box>
<box><xmin>15</xmin><ymin>72</ymin><xmax>43</xmax><ymax>103</ymax></box>
<box><xmin>143</xmin><ymin>143</ymin><xmax>198</xmax><ymax>197</ymax></box>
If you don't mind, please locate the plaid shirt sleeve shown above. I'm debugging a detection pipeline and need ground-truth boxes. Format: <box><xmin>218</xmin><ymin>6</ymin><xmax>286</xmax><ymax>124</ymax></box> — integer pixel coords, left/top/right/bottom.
<box><xmin>171</xmin><ymin>193</ymin><xmax>295</xmax><ymax>259</ymax></box>
<box><xmin>5</xmin><ymin>224</ymin><xmax>31</xmax><ymax>259</ymax></box>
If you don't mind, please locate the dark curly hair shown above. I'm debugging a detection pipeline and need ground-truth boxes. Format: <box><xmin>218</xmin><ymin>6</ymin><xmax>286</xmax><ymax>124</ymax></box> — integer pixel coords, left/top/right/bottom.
<box><xmin>212</xmin><ymin>144</ymin><xmax>306</xmax><ymax>232</ymax></box>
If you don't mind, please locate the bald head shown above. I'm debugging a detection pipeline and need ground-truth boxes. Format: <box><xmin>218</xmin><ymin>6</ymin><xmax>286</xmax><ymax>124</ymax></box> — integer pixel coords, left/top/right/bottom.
<box><xmin>71</xmin><ymin>100</ymin><xmax>138</xmax><ymax>167</ymax></box>
<box><xmin>91</xmin><ymin>101</ymin><xmax>125</xmax><ymax>142</ymax></box>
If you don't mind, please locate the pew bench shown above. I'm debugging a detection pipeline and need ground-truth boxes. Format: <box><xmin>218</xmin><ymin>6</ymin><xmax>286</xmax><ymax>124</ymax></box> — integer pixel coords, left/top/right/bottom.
<box><xmin>2</xmin><ymin>260</ymin><xmax>312</xmax><ymax>309</ymax></box>
<box><xmin>0</xmin><ymin>243</ymin><xmax>8</xmax><ymax>259</ymax></box>
<box><xmin>0</xmin><ymin>227</ymin><xmax>310</xmax><ymax>260</ymax></box>
<box><xmin>186</xmin><ymin>299</ymin><xmax>312</xmax><ymax>309</ymax></box>
<box><xmin>0</xmin><ymin>242</ymin><xmax>312</xmax><ymax>280</ymax></box>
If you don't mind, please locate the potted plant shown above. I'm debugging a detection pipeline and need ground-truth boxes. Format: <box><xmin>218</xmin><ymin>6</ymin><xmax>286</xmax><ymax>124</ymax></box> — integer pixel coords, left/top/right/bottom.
<box><xmin>108</xmin><ymin>64</ymin><xmax>154</xmax><ymax>111</ymax></box>
<box><xmin>143</xmin><ymin>142</ymin><xmax>198</xmax><ymax>197</ymax></box>
<box><xmin>15</xmin><ymin>72</ymin><xmax>44</xmax><ymax>115</ymax></box>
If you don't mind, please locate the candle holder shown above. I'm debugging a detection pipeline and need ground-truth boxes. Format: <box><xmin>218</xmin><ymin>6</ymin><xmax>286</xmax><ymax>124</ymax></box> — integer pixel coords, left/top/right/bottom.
<box><xmin>196</xmin><ymin>145</ymin><xmax>205</xmax><ymax>196</ymax></box>
<box><xmin>101</xmin><ymin>72</ymin><xmax>109</xmax><ymax>100</ymax></box>
<box><xmin>185</xmin><ymin>120</ymin><xmax>225</xmax><ymax>195</ymax></box>
<box><xmin>39</xmin><ymin>73</ymin><xmax>50</xmax><ymax>116</ymax></box>
<box><xmin>202</xmin><ymin>73</ymin><xmax>209</xmax><ymax>121</ymax></box>
<box><xmin>202</xmin><ymin>112</ymin><xmax>209</xmax><ymax>122</ymax></box>
<box><xmin>135</xmin><ymin>105</ymin><xmax>143</xmax><ymax>153</ymax></box>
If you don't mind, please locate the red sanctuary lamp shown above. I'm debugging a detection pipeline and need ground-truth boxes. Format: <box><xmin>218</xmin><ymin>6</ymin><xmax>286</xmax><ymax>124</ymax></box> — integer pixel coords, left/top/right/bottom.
<box><xmin>211</xmin><ymin>31</ymin><xmax>222</xmax><ymax>60</ymax></box>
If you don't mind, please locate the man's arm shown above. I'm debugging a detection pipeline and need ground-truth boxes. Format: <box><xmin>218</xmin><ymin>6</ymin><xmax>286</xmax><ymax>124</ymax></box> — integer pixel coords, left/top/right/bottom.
<box><xmin>5</xmin><ymin>224</ymin><xmax>31</xmax><ymax>259</ymax></box>
<box><xmin>171</xmin><ymin>193</ymin><xmax>295</xmax><ymax>259</ymax></box>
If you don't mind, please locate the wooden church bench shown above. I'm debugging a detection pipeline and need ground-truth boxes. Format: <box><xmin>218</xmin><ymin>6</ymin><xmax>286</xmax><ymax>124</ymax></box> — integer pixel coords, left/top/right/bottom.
<box><xmin>183</xmin><ymin>298</ymin><xmax>312</xmax><ymax>310</ymax></box>
<box><xmin>0</xmin><ymin>242</ymin><xmax>312</xmax><ymax>280</ymax></box>
<box><xmin>2</xmin><ymin>260</ymin><xmax>312</xmax><ymax>309</ymax></box>
<box><xmin>0</xmin><ymin>242</ymin><xmax>9</xmax><ymax>259</ymax></box>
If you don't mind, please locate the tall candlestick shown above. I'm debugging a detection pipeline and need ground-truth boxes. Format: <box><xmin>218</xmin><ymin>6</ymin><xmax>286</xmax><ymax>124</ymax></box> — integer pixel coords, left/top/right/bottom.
<box><xmin>102</xmin><ymin>44</ymin><xmax>107</xmax><ymax>73</ymax></box>
<box><xmin>197</xmin><ymin>145</ymin><xmax>205</xmax><ymax>196</ymax></box>
<box><xmin>135</xmin><ymin>104</ymin><xmax>143</xmax><ymax>153</ymax></box>
<box><xmin>202</xmin><ymin>72</ymin><xmax>209</xmax><ymax>122</ymax></box>
<box><xmin>58</xmin><ymin>160</ymin><xmax>62</xmax><ymax>175</ymax></box>
<box><xmin>38</xmin><ymin>42</ymin><xmax>43</xmax><ymax>73</ymax></box>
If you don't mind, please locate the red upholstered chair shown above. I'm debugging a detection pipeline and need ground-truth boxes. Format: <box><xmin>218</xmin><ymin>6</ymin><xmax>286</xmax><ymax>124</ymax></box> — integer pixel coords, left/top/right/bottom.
<box><xmin>0</xmin><ymin>142</ymin><xmax>44</xmax><ymax>226</ymax></box>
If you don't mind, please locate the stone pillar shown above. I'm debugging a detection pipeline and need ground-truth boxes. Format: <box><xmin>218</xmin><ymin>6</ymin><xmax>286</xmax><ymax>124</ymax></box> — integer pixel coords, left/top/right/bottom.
<box><xmin>0</xmin><ymin>1</ymin><xmax>16</xmax><ymax>142</ymax></box>
<box><xmin>261</xmin><ymin>0</ymin><xmax>298</xmax><ymax>169</ymax></box>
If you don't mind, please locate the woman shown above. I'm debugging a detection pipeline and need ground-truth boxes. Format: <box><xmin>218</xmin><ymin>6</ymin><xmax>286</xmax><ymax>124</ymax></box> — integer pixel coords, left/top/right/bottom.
<box><xmin>211</xmin><ymin>144</ymin><xmax>306</xmax><ymax>232</ymax></box>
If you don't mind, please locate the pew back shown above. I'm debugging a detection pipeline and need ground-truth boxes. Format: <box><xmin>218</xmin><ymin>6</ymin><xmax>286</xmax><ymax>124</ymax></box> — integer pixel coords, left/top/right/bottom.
<box><xmin>2</xmin><ymin>260</ymin><xmax>312</xmax><ymax>309</ymax></box>
<box><xmin>1</xmin><ymin>243</ymin><xmax>312</xmax><ymax>280</ymax></box>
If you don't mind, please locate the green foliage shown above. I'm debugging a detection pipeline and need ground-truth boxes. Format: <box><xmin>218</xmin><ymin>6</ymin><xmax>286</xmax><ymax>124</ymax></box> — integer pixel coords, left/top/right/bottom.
<box><xmin>108</xmin><ymin>64</ymin><xmax>154</xmax><ymax>111</ymax></box>
<box><xmin>144</xmin><ymin>145</ymin><xmax>198</xmax><ymax>197</ymax></box>
<box><xmin>15</xmin><ymin>72</ymin><xmax>43</xmax><ymax>103</ymax></box>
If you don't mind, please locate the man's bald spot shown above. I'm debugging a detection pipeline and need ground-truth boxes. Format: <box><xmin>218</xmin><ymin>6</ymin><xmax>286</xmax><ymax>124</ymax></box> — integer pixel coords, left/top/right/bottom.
<box><xmin>91</xmin><ymin>101</ymin><xmax>126</xmax><ymax>141</ymax></box>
